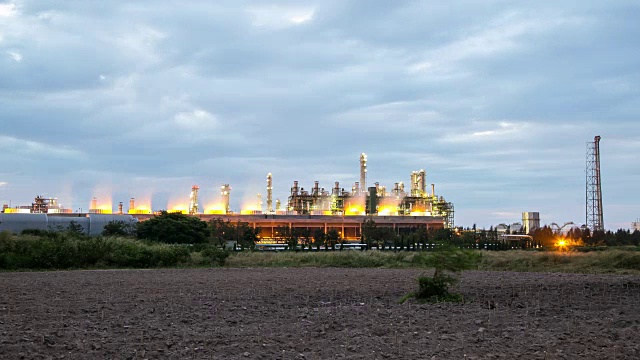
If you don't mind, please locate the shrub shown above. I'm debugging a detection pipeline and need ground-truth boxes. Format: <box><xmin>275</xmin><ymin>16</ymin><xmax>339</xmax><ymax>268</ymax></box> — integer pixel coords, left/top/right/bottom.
<box><xmin>0</xmin><ymin>234</ymin><xmax>193</xmax><ymax>270</ymax></box>
<box><xmin>201</xmin><ymin>246</ymin><xmax>230</xmax><ymax>266</ymax></box>
<box><xmin>402</xmin><ymin>246</ymin><xmax>479</xmax><ymax>303</ymax></box>
<box><xmin>414</xmin><ymin>274</ymin><xmax>462</xmax><ymax>302</ymax></box>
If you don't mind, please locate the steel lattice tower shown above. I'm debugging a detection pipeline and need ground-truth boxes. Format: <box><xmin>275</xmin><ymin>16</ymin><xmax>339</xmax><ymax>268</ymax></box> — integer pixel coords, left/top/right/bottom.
<box><xmin>586</xmin><ymin>136</ymin><xmax>604</xmax><ymax>231</ymax></box>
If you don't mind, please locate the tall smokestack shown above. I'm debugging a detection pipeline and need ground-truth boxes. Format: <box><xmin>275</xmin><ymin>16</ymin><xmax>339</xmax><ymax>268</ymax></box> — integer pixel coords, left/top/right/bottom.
<box><xmin>90</xmin><ymin>197</ymin><xmax>97</xmax><ymax>211</ymax></box>
<box><xmin>129</xmin><ymin>198</ymin><xmax>135</xmax><ymax>213</ymax></box>
<box><xmin>431</xmin><ymin>184</ymin><xmax>435</xmax><ymax>198</ymax></box>
<box><xmin>267</xmin><ymin>173</ymin><xmax>273</xmax><ymax>213</ymax></box>
<box><xmin>118</xmin><ymin>202</ymin><xmax>123</xmax><ymax>214</ymax></box>
<box><xmin>360</xmin><ymin>153</ymin><xmax>367</xmax><ymax>195</ymax></box>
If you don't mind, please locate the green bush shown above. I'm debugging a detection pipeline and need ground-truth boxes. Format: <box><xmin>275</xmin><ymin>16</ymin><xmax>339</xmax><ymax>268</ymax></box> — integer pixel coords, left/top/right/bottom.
<box><xmin>414</xmin><ymin>274</ymin><xmax>461</xmax><ymax>302</ymax></box>
<box><xmin>0</xmin><ymin>234</ymin><xmax>193</xmax><ymax>270</ymax></box>
<box><xmin>201</xmin><ymin>246</ymin><xmax>230</xmax><ymax>266</ymax></box>
<box><xmin>401</xmin><ymin>246</ymin><xmax>478</xmax><ymax>303</ymax></box>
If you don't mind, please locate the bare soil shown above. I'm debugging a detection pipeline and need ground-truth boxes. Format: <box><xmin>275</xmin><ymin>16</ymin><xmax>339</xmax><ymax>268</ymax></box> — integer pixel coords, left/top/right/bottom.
<box><xmin>1</xmin><ymin>268</ymin><xmax>639</xmax><ymax>359</ymax></box>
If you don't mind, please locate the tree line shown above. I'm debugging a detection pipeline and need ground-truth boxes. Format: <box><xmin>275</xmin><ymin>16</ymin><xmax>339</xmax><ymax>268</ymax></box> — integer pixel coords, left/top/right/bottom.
<box><xmin>103</xmin><ymin>212</ymin><xmax>640</xmax><ymax>249</ymax></box>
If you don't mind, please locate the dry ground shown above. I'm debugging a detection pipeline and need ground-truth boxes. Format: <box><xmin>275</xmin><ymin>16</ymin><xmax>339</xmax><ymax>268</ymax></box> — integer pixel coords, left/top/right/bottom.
<box><xmin>1</xmin><ymin>268</ymin><xmax>639</xmax><ymax>359</ymax></box>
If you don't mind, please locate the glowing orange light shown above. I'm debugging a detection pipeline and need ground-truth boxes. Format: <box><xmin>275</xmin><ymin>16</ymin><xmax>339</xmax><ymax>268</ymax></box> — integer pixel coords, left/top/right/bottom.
<box><xmin>168</xmin><ymin>203</ymin><xmax>188</xmax><ymax>214</ymax></box>
<box><xmin>345</xmin><ymin>205</ymin><xmax>365</xmax><ymax>216</ymax></box>
<box><xmin>377</xmin><ymin>205</ymin><xmax>398</xmax><ymax>216</ymax></box>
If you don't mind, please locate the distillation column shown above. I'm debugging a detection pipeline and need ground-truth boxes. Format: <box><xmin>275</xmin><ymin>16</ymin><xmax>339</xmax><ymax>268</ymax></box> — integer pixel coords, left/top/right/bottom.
<box><xmin>189</xmin><ymin>185</ymin><xmax>200</xmax><ymax>215</ymax></box>
<box><xmin>418</xmin><ymin>169</ymin><xmax>426</xmax><ymax>196</ymax></box>
<box><xmin>266</xmin><ymin>173</ymin><xmax>273</xmax><ymax>213</ymax></box>
<box><xmin>360</xmin><ymin>153</ymin><xmax>367</xmax><ymax>196</ymax></box>
<box><xmin>221</xmin><ymin>184</ymin><xmax>231</xmax><ymax>214</ymax></box>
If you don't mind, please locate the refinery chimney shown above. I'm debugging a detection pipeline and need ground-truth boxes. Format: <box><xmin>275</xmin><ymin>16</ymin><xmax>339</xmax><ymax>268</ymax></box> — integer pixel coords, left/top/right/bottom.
<box><xmin>418</xmin><ymin>169</ymin><xmax>426</xmax><ymax>196</ymax></box>
<box><xmin>118</xmin><ymin>202</ymin><xmax>123</xmax><ymax>214</ymax></box>
<box><xmin>90</xmin><ymin>197</ymin><xmax>98</xmax><ymax>212</ymax></box>
<box><xmin>266</xmin><ymin>173</ymin><xmax>273</xmax><ymax>213</ymax></box>
<box><xmin>189</xmin><ymin>185</ymin><xmax>200</xmax><ymax>215</ymax></box>
<box><xmin>221</xmin><ymin>184</ymin><xmax>231</xmax><ymax>214</ymax></box>
<box><xmin>333</xmin><ymin>182</ymin><xmax>340</xmax><ymax>196</ymax></box>
<box><xmin>360</xmin><ymin>153</ymin><xmax>367</xmax><ymax>196</ymax></box>
<box><xmin>129</xmin><ymin>198</ymin><xmax>135</xmax><ymax>213</ymax></box>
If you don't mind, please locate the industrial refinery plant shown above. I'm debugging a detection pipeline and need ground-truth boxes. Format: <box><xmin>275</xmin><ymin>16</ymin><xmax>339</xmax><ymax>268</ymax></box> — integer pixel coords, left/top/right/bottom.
<box><xmin>0</xmin><ymin>154</ymin><xmax>452</xmax><ymax>241</ymax></box>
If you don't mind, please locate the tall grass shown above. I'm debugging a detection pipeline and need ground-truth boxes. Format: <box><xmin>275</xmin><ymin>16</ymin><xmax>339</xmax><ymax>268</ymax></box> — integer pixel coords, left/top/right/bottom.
<box><xmin>226</xmin><ymin>249</ymin><xmax>640</xmax><ymax>274</ymax></box>
<box><xmin>478</xmin><ymin>249</ymin><xmax>640</xmax><ymax>274</ymax></box>
<box><xmin>225</xmin><ymin>251</ymin><xmax>451</xmax><ymax>268</ymax></box>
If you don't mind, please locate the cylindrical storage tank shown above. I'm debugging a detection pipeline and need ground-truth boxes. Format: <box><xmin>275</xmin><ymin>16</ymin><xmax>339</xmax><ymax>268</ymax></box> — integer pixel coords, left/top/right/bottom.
<box><xmin>0</xmin><ymin>213</ymin><xmax>49</xmax><ymax>233</ymax></box>
<box><xmin>48</xmin><ymin>215</ymin><xmax>90</xmax><ymax>235</ymax></box>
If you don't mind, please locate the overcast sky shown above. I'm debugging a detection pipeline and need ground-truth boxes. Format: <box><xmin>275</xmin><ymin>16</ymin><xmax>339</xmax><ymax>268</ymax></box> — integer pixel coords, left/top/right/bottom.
<box><xmin>1</xmin><ymin>0</ymin><xmax>638</xmax><ymax>229</ymax></box>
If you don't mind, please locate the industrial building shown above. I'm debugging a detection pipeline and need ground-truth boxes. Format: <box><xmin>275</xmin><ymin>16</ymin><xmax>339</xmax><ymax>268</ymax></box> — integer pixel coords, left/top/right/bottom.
<box><xmin>0</xmin><ymin>153</ymin><xmax>451</xmax><ymax>241</ymax></box>
<box><xmin>0</xmin><ymin>213</ymin><xmax>137</xmax><ymax>236</ymax></box>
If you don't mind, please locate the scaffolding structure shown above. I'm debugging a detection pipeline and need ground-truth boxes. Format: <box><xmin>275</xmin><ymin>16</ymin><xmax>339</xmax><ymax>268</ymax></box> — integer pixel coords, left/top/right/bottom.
<box><xmin>189</xmin><ymin>185</ymin><xmax>200</xmax><ymax>215</ymax></box>
<box><xmin>586</xmin><ymin>136</ymin><xmax>604</xmax><ymax>232</ymax></box>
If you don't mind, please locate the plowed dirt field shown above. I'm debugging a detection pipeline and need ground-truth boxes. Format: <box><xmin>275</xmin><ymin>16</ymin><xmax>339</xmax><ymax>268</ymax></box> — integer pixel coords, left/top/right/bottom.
<box><xmin>1</xmin><ymin>268</ymin><xmax>639</xmax><ymax>359</ymax></box>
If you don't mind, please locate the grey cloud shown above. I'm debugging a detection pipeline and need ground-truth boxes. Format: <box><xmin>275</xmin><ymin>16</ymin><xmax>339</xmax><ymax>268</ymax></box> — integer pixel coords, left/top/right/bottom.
<box><xmin>0</xmin><ymin>0</ymin><xmax>638</xmax><ymax>228</ymax></box>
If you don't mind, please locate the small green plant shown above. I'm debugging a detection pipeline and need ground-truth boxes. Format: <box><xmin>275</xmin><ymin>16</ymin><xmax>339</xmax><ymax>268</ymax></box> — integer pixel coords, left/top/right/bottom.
<box><xmin>401</xmin><ymin>246</ymin><xmax>480</xmax><ymax>303</ymax></box>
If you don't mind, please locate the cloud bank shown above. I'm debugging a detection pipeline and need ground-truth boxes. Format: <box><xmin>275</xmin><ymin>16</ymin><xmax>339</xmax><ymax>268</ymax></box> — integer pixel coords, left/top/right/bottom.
<box><xmin>1</xmin><ymin>0</ymin><xmax>639</xmax><ymax>229</ymax></box>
